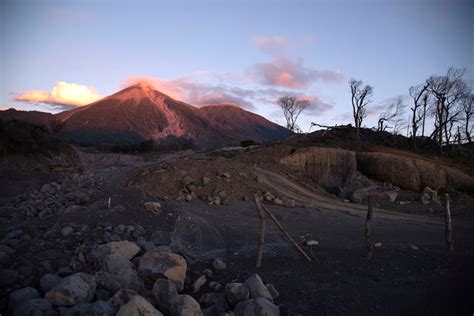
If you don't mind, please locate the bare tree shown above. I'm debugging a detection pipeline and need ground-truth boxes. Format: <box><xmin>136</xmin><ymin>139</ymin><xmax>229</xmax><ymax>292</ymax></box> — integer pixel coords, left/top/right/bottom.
<box><xmin>350</xmin><ymin>79</ymin><xmax>373</xmax><ymax>141</ymax></box>
<box><xmin>427</xmin><ymin>67</ymin><xmax>470</xmax><ymax>151</ymax></box>
<box><xmin>462</xmin><ymin>93</ymin><xmax>473</xmax><ymax>143</ymax></box>
<box><xmin>409</xmin><ymin>83</ymin><xmax>429</xmax><ymax>150</ymax></box>
<box><xmin>421</xmin><ymin>92</ymin><xmax>429</xmax><ymax>137</ymax></box>
<box><xmin>277</xmin><ymin>95</ymin><xmax>310</xmax><ymax>134</ymax></box>
<box><xmin>377</xmin><ymin>97</ymin><xmax>406</xmax><ymax>133</ymax></box>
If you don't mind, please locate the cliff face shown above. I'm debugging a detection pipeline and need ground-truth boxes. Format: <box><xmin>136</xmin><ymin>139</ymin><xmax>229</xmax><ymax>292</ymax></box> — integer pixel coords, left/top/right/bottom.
<box><xmin>357</xmin><ymin>152</ymin><xmax>474</xmax><ymax>192</ymax></box>
<box><xmin>280</xmin><ymin>147</ymin><xmax>357</xmax><ymax>189</ymax></box>
<box><xmin>281</xmin><ymin>146</ymin><xmax>474</xmax><ymax>192</ymax></box>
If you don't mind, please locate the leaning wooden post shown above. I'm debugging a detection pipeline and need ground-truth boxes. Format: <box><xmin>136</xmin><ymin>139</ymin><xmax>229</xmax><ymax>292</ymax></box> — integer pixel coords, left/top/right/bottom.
<box><xmin>366</xmin><ymin>195</ymin><xmax>374</xmax><ymax>258</ymax></box>
<box><xmin>260</xmin><ymin>203</ymin><xmax>313</xmax><ymax>262</ymax></box>
<box><xmin>444</xmin><ymin>194</ymin><xmax>454</xmax><ymax>252</ymax></box>
<box><xmin>253</xmin><ymin>194</ymin><xmax>267</xmax><ymax>267</ymax></box>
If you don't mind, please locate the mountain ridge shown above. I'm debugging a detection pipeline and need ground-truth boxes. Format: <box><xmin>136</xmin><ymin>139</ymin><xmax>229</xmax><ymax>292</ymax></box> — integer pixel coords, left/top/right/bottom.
<box><xmin>1</xmin><ymin>84</ymin><xmax>288</xmax><ymax>148</ymax></box>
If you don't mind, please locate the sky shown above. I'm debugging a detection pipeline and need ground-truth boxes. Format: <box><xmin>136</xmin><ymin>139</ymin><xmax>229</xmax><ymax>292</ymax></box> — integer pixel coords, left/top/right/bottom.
<box><xmin>1</xmin><ymin>0</ymin><xmax>473</xmax><ymax>132</ymax></box>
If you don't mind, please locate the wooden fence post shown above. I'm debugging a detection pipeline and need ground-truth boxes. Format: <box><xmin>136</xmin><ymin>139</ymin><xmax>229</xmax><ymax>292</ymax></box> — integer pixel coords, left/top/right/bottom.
<box><xmin>254</xmin><ymin>194</ymin><xmax>267</xmax><ymax>267</ymax></box>
<box><xmin>366</xmin><ymin>196</ymin><xmax>373</xmax><ymax>258</ymax></box>
<box><xmin>444</xmin><ymin>194</ymin><xmax>454</xmax><ymax>252</ymax></box>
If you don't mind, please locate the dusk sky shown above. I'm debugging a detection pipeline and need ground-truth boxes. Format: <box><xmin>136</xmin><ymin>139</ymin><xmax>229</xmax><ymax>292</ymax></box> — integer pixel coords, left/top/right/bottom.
<box><xmin>1</xmin><ymin>0</ymin><xmax>473</xmax><ymax>132</ymax></box>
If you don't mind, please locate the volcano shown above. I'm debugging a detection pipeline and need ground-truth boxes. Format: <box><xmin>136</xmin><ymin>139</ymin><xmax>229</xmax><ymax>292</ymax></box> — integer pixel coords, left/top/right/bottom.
<box><xmin>2</xmin><ymin>82</ymin><xmax>288</xmax><ymax>148</ymax></box>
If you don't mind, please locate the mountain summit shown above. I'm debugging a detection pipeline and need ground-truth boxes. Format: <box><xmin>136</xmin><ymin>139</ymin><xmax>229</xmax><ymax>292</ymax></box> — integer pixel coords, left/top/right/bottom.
<box><xmin>2</xmin><ymin>83</ymin><xmax>288</xmax><ymax>148</ymax></box>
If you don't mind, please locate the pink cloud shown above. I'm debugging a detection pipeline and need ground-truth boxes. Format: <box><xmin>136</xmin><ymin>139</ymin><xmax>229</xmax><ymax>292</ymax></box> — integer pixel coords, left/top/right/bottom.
<box><xmin>248</xmin><ymin>58</ymin><xmax>344</xmax><ymax>89</ymax></box>
<box><xmin>123</xmin><ymin>76</ymin><xmax>256</xmax><ymax>109</ymax></box>
<box><xmin>14</xmin><ymin>81</ymin><xmax>102</xmax><ymax>107</ymax></box>
<box><xmin>122</xmin><ymin>75</ymin><xmax>335</xmax><ymax>115</ymax></box>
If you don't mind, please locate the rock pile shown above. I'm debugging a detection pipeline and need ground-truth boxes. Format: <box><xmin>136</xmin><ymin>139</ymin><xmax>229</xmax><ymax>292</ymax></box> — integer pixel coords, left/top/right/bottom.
<box><xmin>127</xmin><ymin>159</ymin><xmax>290</xmax><ymax>207</ymax></box>
<box><xmin>3</xmin><ymin>171</ymin><xmax>103</xmax><ymax>221</ymax></box>
<box><xmin>4</xmin><ymin>239</ymin><xmax>280</xmax><ymax>316</ymax></box>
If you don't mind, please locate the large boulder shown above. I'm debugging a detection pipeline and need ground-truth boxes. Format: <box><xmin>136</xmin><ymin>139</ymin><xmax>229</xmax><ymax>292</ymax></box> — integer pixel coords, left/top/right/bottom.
<box><xmin>102</xmin><ymin>253</ymin><xmax>144</xmax><ymax>292</ymax></box>
<box><xmin>225</xmin><ymin>283</ymin><xmax>249</xmax><ymax>306</ymax></box>
<box><xmin>95</xmin><ymin>271</ymin><xmax>122</xmax><ymax>294</ymax></box>
<box><xmin>107</xmin><ymin>289</ymin><xmax>138</xmax><ymax>309</ymax></box>
<box><xmin>40</xmin><ymin>274</ymin><xmax>63</xmax><ymax>293</ymax></box>
<box><xmin>12</xmin><ymin>298</ymin><xmax>51</xmax><ymax>316</ymax></box>
<box><xmin>100</xmin><ymin>240</ymin><xmax>141</xmax><ymax>260</ymax></box>
<box><xmin>350</xmin><ymin>186</ymin><xmax>397</xmax><ymax>204</ymax></box>
<box><xmin>243</xmin><ymin>274</ymin><xmax>273</xmax><ymax>302</ymax></box>
<box><xmin>104</xmin><ymin>253</ymin><xmax>133</xmax><ymax>273</ymax></box>
<box><xmin>116</xmin><ymin>295</ymin><xmax>163</xmax><ymax>316</ymax></box>
<box><xmin>199</xmin><ymin>292</ymin><xmax>228</xmax><ymax>310</ymax></box>
<box><xmin>153</xmin><ymin>279</ymin><xmax>179</xmax><ymax>315</ymax></box>
<box><xmin>173</xmin><ymin>295</ymin><xmax>202</xmax><ymax>316</ymax></box>
<box><xmin>420</xmin><ymin>186</ymin><xmax>440</xmax><ymax>205</ymax></box>
<box><xmin>9</xmin><ymin>287</ymin><xmax>40</xmax><ymax>313</ymax></box>
<box><xmin>45</xmin><ymin>273</ymin><xmax>96</xmax><ymax>306</ymax></box>
<box><xmin>138</xmin><ymin>249</ymin><xmax>187</xmax><ymax>291</ymax></box>
<box><xmin>234</xmin><ymin>298</ymin><xmax>280</xmax><ymax>316</ymax></box>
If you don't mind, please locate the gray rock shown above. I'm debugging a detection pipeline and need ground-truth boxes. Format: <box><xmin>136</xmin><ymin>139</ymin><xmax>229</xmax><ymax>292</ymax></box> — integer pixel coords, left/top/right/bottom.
<box><xmin>225</xmin><ymin>283</ymin><xmax>249</xmax><ymax>306</ymax></box>
<box><xmin>138</xmin><ymin>249</ymin><xmax>187</xmax><ymax>291</ymax></box>
<box><xmin>212</xmin><ymin>259</ymin><xmax>226</xmax><ymax>270</ymax></box>
<box><xmin>100</xmin><ymin>240</ymin><xmax>141</xmax><ymax>260</ymax></box>
<box><xmin>173</xmin><ymin>295</ymin><xmax>202</xmax><ymax>316</ymax></box>
<box><xmin>12</xmin><ymin>298</ymin><xmax>51</xmax><ymax>316</ymax></box>
<box><xmin>199</xmin><ymin>292</ymin><xmax>227</xmax><ymax>310</ymax></box>
<box><xmin>137</xmin><ymin>240</ymin><xmax>155</xmax><ymax>252</ymax></box>
<box><xmin>103</xmin><ymin>253</ymin><xmax>144</xmax><ymax>292</ymax></box>
<box><xmin>209</xmin><ymin>281</ymin><xmax>223</xmax><ymax>292</ymax></box>
<box><xmin>61</xmin><ymin>226</ymin><xmax>74</xmax><ymax>237</ymax></box>
<box><xmin>64</xmin><ymin>300</ymin><xmax>116</xmax><ymax>316</ymax></box>
<box><xmin>420</xmin><ymin>186</ymin><xmax>439</xmax><ymax>205</ymax></box>
<box><xmin>234</xmin><ymin>298</ymin><xmax>279</xmax><ymax>316</ymax></box>
<box><xmin>45</xmin><ymin>273</ymin><xmax>96</xmax><ymax>306</ymax></box>
<box><xmin>183</xmin><ymin>175</ymin><xmax>195</xmax><ymax>186</ymax></box>
<box><xmin>116</xmin><ymin>295</ymin><xmax>163</xmax><ymax>316</ymax></box>
<box><xmin>203</xmin><ymin>305</ymin><xmax>227</xmax><ymax>316</ymax></box>
<box><xmin>9</xmin><ymin>288</ymin><xmax>40</xmax><ymax>313</ymax></box>
<box><xmin>94</xmin><ymin>271</ymin><xmax>121</xmax><ymax>294</ymax></box>
<box><xmin>104</xmin><ymin>253</ymin><xmax>133</xmax><ymax>274</ymax></box>
<box><xmin>0</xmin><ymin>244</ymin><xmax>15</xmax><ymax>255</ymax></box>
<box><xmin>152</xmin><ymin>278</ymin><xmax>178</xmax><ymax>315</ymax></box>
<box><xmin>202</xmin><ymin>176</ymin><xmax>211</xmax><ymax>185</ymax></box>
<box><xmin>5</xmin><ymin>229</ymin><xmax>23</xmax><ymax>240</ymax></box>
<box><xmin>107</xmin><ymin>289</ymin><xmax>138</xmax><ymax>309</ymax></box>
<box><xmin>243</xmin><ymin>274</ymin><xmax>273</xmax><ymax>302</ymax></box>
<box><xmin>385</xmin><ymin>191</ymin><xmax>398</xmax><ymax>203</ymax></box>
<box><xmin>193</xmin><ymin>275</ymin><xmax>207</xmax><ymax>293</ymax></box>
<box><xmin>144</xmin><ymin>202</ymin><xmax>162</xmax><ymax>215</ymax></box>
<box><xmin>273</xmin><ymin>198</ymin><xmax>283</xmax><ymax>205</ymax></box>
<box><xmin>40</xmin><ymin>274</ymin><xmax>63</xmax><ymax>293</ymax></box>
<box><xmin>58</xmin><ymin>267</ymin><xmax>73</xmax><ymax>277</ymax></box>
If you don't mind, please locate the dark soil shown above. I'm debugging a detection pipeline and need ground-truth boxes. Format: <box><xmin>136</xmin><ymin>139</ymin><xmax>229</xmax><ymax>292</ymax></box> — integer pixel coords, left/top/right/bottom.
<box><xmin>1</xmin><ymin>148</ymin><xmax>473</xmax><ymax>315</ymax></box>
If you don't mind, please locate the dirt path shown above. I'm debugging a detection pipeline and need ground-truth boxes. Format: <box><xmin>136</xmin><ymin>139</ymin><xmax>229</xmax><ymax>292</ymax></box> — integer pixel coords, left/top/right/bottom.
<box><xmin>254</xmin><ymin>167</ymin><xmax>445</xmax><ymax>225</ymax></box>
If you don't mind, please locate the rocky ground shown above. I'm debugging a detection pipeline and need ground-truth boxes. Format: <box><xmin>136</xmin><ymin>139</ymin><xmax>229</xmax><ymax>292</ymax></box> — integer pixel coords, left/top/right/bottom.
<box><xmin>0</xmin><ymin>148</ymin><xmax>473</xmax><ymax>315</ymax></box>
